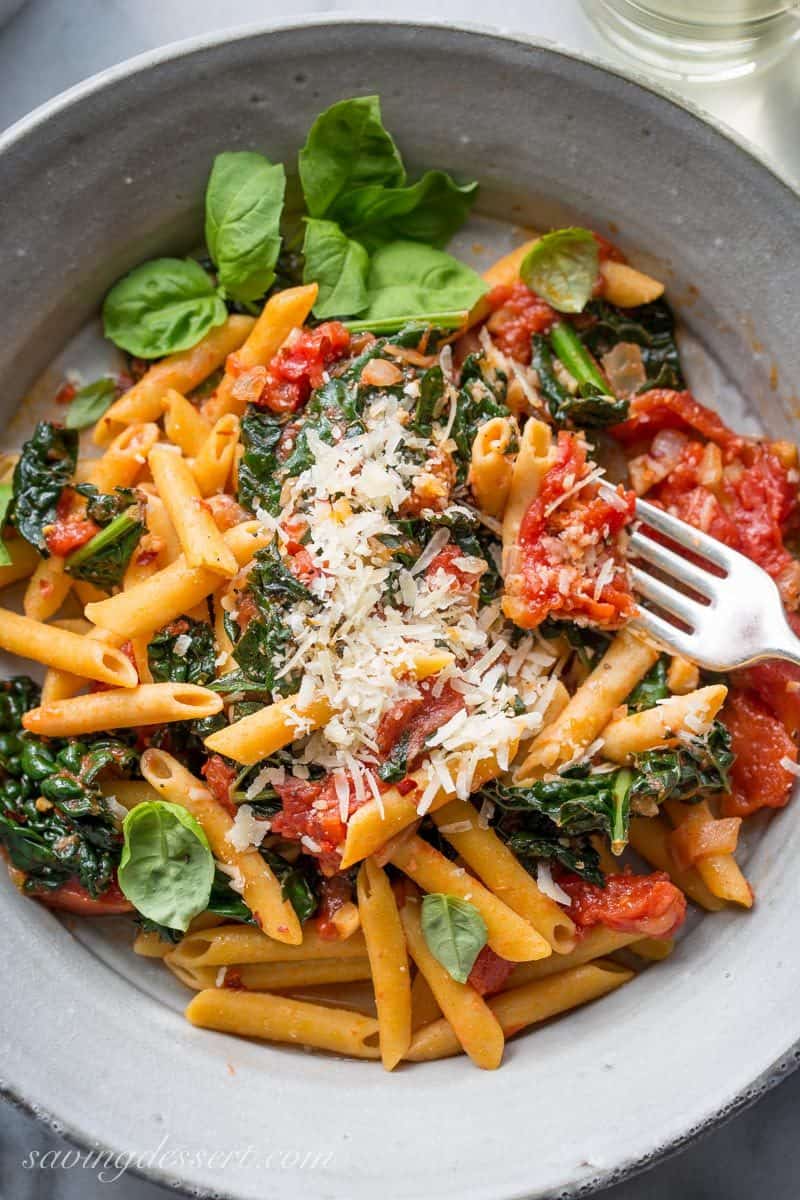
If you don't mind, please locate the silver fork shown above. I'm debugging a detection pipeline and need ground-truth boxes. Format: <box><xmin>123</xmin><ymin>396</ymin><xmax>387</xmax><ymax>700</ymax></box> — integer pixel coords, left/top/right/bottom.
<box><xmin>628</xmin><ymin>497</ymin><xmax>800</xmax><ymax>671</ymax></box>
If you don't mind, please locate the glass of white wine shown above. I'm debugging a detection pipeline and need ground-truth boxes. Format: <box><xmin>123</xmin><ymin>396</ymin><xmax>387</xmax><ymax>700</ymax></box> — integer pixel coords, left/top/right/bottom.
<box><xmin>581</xmin><ymin>0</ymin><xmax>800</xmax><ymax>79</ymax></box>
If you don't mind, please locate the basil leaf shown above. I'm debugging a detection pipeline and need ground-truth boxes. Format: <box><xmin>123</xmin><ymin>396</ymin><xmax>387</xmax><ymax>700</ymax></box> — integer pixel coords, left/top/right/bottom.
<box><xmin>520</xmin><ymin>227</ymin><xmax>599</xmax><ymax>314</ymax></box>
<box><xmin>0</xmin><ymin>484</ymin><xmax>13</xmax><ymax>567</ymax></box>
<box><xmin>421</xmin><ymin>892</ymin><xmax>488</xmax><ymax>984</ymax></box>
<box><xmin>205</xmin><ymin>151</ymin><xmax>286</xmax><ymax>303</ymax></box>
<box><xmin>65</xmin><ymin>378</ymin><xmax>117</xmax><ymax>431</ymax></box>
<box><xmin>118</xmin><ymin>800</ymin><xmax>214</xmax><ymax>931</ymax></box>
<box><xmin>299</xmin><ymin>95</ymin><xmax>405</xmax><ymax>218</ymax></box>
<box><xmin>356</xmin><ymin>241</ymin><xmax>486</xmax><ymax>327</ymax></box>
<box><xmin>330</xmin><ymin>170</ymin><xmax>479</xmax><ymax>252</ymax></box>
<box><xmin>302</xmin><ymin>218</ymin><xmax>369</xmax><ymax>319</ymax></box>
<box><xmin>103</xmin><ymin>258</ymin><xmax>227</xmax><ymax>358</ymax></box>
<box><xmin>12</xmin><ymin>421</ymin><xmax>78</xmax><ymax>554</ymax></box>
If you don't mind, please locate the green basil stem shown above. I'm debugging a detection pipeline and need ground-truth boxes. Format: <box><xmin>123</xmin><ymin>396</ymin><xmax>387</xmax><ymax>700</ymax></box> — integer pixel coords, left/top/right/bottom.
<box><xmin>65</xmin><ymin>507</ymin><xmax>140</xmax><ymax>570</ymax></box>
<box><xmin>549</xmin><ymin>320</ymin><xmax>610</xmax><ymax>395</ymax></box>
<box><xmin>343</xmin><ymin>310</ymin><xmax>468</xmax><ymax>335</ymax></box>
<box><xmin>610</xmin><ymin>767</ymin><xmax>633</xmax><ymax>856</ymax></box>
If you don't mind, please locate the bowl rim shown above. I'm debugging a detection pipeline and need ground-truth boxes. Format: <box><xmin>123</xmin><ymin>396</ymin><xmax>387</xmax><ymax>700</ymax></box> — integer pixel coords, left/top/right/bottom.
<box><xmin>1</xmin><ymin>15</ymin><xmax>799</xmax><ymax>1199</ymax></box>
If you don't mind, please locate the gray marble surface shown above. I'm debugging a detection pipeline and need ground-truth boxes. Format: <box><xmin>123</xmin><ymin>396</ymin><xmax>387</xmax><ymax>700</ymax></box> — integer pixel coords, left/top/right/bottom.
<box><xmin>1</xmin><ymin>1</ymin><xmax>799</xmax><ymax>1197</ymax></box>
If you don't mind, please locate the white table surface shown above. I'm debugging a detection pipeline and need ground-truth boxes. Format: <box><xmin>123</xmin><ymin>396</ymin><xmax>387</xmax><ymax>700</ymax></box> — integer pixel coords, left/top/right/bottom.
<box><xmin>1</xmin><ymin>2</ymin><xmax>799</xmax><ymax>1198</ymax></box>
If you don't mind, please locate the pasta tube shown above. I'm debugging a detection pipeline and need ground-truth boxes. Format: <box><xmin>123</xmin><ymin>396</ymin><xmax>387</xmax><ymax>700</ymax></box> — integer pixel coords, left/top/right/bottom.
<box><xmin>185</xmin><ymin>989</ymin><xmax>381</xmax><ymax>1059</ymax></box>
<box><xmin>0</xmin><ymin>538</ymin><xmax>39</xmax><ymax>589</ymax></box>
<box><xmin>501</xmin><ymin>418</ymin><xmax>555</xmax><ymax>566</ymax></box>
<box><xmin>167</xmin><ymin>958</ymin><xmax>372</xmax><ymax>991</ymax></box>
<box><xmin>163</xmin><ymin>389</ymin><xmax>211</xmax><ymax>457</ymax></box>
<box><xmin>189</xmin><ymin>414</ymin><xmax>240</xmax><ymax>497</ymax></box>
<box><xmin>23</xmin><ymin>682</ymin><xmax>221</xmax><ymax>736</ymax></box>
<box><xmin>94</xmin><ymin>315</ymin><xmax>254</xmax><ymax>444</ymax></box>
<box><xmin>601</xmin><ymin>684</ymin><xmax>728</xmax><ymax>761</ymax></box>
<box><xmin>148</xmin><ymin>444</ymin><xmax>237</xmax><ymax>576</ymax></box>
<box><xmin>432</xmin><ymin>800</ymin><xmax>575</xmax><ymax>953</ymax></box>
<box><xmin>141</xmin><ymin>749</ymin><xmax>302</xmax><ymax>945</ymax></box>
<box><xmin>87</xmin><ymin>423</ymin><xmax>159</xmax><ymax>492</ymax></box>
<box><xmin>0</xmin><ymin>608</ymin><xmax>137</xmax><ymax>687</ymax></box>
<box><xmin>169</xmin><ymin>923</ymin><xmax>366</xmax><ymax>967</ymax></box>
<box><xmin>468</xmin><ymin>416</ymin><xmax>515</xmax><ymax>519</ymax></box>
<box><xmin>628</xmin><ymin>815</ymin><xmax>726</xmax><ymax>911</ymax></box>
<box><xmin>405</xmin><ymin>962</ymin><xmax>632</xmax><ymax>1062</ymax></box>
<box><xmin>389</xmin><ymin>835</ymin><xmax>549</xmax><ymax>963</ymax></box>
<box><xmin>23</xmin><ymin>556</ymin><xmax>72</xmax><ymax>622</ymax></box>
<box><xmin>400</xmin><ymin>892</ymin><xmax>504</xmax><ymax>1070</ymax></box>
<box><xmin>357</xmin><ymin>859</ymin><xmax>412</xmax><ymax>1070</ymax></box>
<box><xmin>664</xmin><ymin>798</ymin><xmax>752</xmax><ymax>908</ymax></box>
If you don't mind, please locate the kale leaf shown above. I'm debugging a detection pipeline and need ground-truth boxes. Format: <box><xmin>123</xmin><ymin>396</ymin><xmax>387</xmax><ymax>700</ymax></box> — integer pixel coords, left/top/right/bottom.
<box><xmin>451</xmin><ymin>375</ymin><xmax>507</xmax><ymax>484</ymax></box>
<box><xmin>238</xmin><ymin>407</ymin><xmax>285</xmax><ymax>515</ymax></box>
<box><xmin>486</xmin><ymin>768</ymin><xmax>633</xmax><ymax>852</ymax></box>
<box><xmin>231</xmin><ymin>543</ymin><xmax>316</xmax><ymax>695</ymax></box>
<box><xmin>532</xmin><ymin>334</ymin><xmax>628</xmax><ymax>427</ymax></box>
<box><xmin>578</xmin><ymin>299</ymin><xmax>684</xmax><ymax>391</ymax></box>
<box><xmin>64</xmin><ymin>489</ymin><xmax>145</xmax><ymax>589</ymax></box>
<box><xmin>625</xmin><ymin>657</ymin><xmax>669</xmax><ymax>712</ymax></box>
<box><xmin>504</xmin><ymin>829</ymin><xmax>605</xmax><ymax>886</ymax></box>
<box><xmin>148</xmin><ymin>618</ymin><xmax>217</xmax><ymax>685</ymax></box>
<box><xmin>11</xmin><ymin>422</ymin><xmax>78</xmax><ymax>553</ymax></box>
<box><xmin>629</xmin><ymin>720</ymin><xmax>734</xmax><ymax>806</ymax></box>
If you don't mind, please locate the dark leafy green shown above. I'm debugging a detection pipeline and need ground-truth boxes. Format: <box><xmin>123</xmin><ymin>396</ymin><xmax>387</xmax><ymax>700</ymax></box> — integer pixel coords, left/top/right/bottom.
<box><xmin>231</xmin><ymin>543</ymin><xmax>316</xmax><ymax>695</ymax></box>
<box><xmin>487</xmin><ymin>768</ymin><xmax>634</xmax><ymax>852</ymax></box>
<box><xmin>0</xmin><ymin>483</ymin><xmax>12</xmax><ymax>567</ymax></box>
<box><xmin>238</xmin><ymin>407</ymin><xmax>285</xmax><ymax>515</ymax></box>
<box><xmin>11</xmin><ymin>422</ymin><xmax>78</xmax><ymax>554</ymax></box>
<box><xmin>579</xmin><ymin>299</ymin><xmax>684</xmax><ymax>391</ymax></box>
<box><xmin>625</xmin><ymin>657</ymin><xmax>669</xmax><ymax>712</ymax></box>
<box><xmin>148</xmin><ymin>618</ymin><xmax>217</xmax><ymax>685</ymax></box>
<box><xmin>629</xmin><ymin>721</ymin><xmax>734</xmax><ymax>807</ymax></box>
<box><xmin>205</xmin><ymin>151</ymin><xmax>286</xmax><ymax>303</ymax></box>
<box><xmin>261</xmin><ymin>848</ymin><xmax>319</xmax><ymax>923</ymax></box>
<box><xmin>531</xmin><ymin>333</ymin><xmax>628</xmax><ymax>427</ymax></box>
<box><xmin>102</xmin><ymin>258</ymin><xmax>227</xmax><ymax>358</ymax></box>
<box><xmin>64</xmin><ymin>503</ymin><xmax>145</xmax><ymax>589</ymax></box>
<box><xmin>504</xmin><ymin>830</ymin><xmax>604</xmax><ymax>886</ymax></box>
<box><xmin>539</xmin><ymin>618</ymin><xmax>612</xmax><ymax>668</ymax></box>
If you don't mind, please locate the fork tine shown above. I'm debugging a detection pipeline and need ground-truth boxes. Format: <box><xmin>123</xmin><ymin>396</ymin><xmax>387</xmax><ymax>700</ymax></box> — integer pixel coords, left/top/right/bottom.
<box><xmin>629</xmin><ymin>531</ymin><xmax>716</xmax><ymax>599</ymax></box>
<box><xmin>635</xmin><ymin>498</ymin><xmax>730</xmax><ymax>569</ymax></box>
<box><xmin>630</xmin><ymin>608</ymin><xmax>698</xmax><ymax>659</ymax></box>
<box><xmin>629</xmin><ymin>565</ymin><xmax>704</xmax><ymax>628</ymax></box>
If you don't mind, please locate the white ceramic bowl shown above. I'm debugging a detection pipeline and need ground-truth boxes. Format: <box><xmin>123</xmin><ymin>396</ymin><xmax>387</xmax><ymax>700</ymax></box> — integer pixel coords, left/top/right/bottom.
<box><xmin>2</xmin><ymin>19</ymin><xmax>800</xmax><ymax>1200</ymax></box>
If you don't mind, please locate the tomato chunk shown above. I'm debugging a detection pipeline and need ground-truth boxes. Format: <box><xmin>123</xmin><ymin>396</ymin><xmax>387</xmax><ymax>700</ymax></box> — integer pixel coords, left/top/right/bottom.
<box><xmin>376</xmin><ymin>678</ymin><xmax>464</xmax><ymax>775</ymax></box>
<box><xmin>201</xmin><ymin>754</ymin><xmax>238</xmax><ymax>816</ymax></box>
<box><xmin>557</xmin><ymin>870</ymin><xmax>687</xmax><ymax>938</ymax></box>
<box><xmin>255</xmin><ymin>321</ymin><xmax>350</xmax><ymax>414</ymax></box>
<box><xmin>43</xmin><ymin>490</ymin><xmax>100</xmax><ymax>557</ymax></box>
<box><xmin>609</xmin><ymin>388</ymin><xmax>743</xmax><ymax>453</ymax></box>
<box><xmin>503</xmin><ymin>430</ymin><xmax>635</xmax><ymax>629</ymax></box>
<box><xmin>315</xmin><ymin>875</ymin><xmax>353</xmax><ymax>940</ymax></box>
<box><xmin>485</xmin><ymin>282</ymin><xmax>557</xmax><ymax>363</ymax></box>
<box><xmin>721</xmin><ymin>689</ymin><xmax>798</xmax><ymax>818</ymax></box>
<box><xmin>272</xmin><ymin>775</ymin><xmax>361</xmax><ymax>875</ymax></box>
<box><xmin>467</xmin><ymin>945</ymin><xmax>514</xmax><ymax>996</ymax></box>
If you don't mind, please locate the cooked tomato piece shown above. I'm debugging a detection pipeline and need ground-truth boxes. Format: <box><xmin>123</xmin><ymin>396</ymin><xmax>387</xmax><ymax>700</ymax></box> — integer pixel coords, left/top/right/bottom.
<box><xmin>53</xmin><ymin>381</ymin><xmax>78</xmax><ymax>406</ymax></box>
<box><xmin>234</xmin><ymin>593</ymin><xmax>260</xmax><ymax>634</ymax></box>
<box><xmin>201</xmin><ymin>754</ymin><xmax>238</xmax><ymax>816</ymax></box>
<box><xmin>467</xmin><ymin>945</ymin><xmax>514</xmax><ymax>996</ymax></box>
<box><xmin>316</xmin><ymin>874</ymin><xmax>353</xmax><ymax>940</ymax></box>
<box><xmin>721</xmin><ymin>689</ymin><xmax>798</xmax><ymax>817</ymax></box>
<box><xmin>609</xmin><ymin>388</ymin><xmax>743</xmax><ymax>453</ymax></box>
<box><xmin>735</xmin><ymin>614</ymin><xmax>800</xmax><ymax>737</ymax></box>
<box><xmin>43</xmin><ymin>490</ymin><xmax>99</xmax><ymax>557</ymax></box>
<box><xmin>425</xmin><ymin>543</ymin><xmax>484</xmax><ymax>600</ymax></box>
<box><xmin>256</xmin><ymin>321</ymin><xmax>350</xmax><ymax>414</ymax></box>
<box><xmin>37</xmin><ymin>877</ymin><xmax>133</xmax><ymax>915</ymax></box>
<box><xmin>485</xmin><ymin>281</ymin><xmax>557</xmax><ymax>363</ymax></box>
<box><xmin>502</xmin><ymin>430</ymin><xmax>635</xmax><ymax>629</ymax></box>
<box><xmin>558</xmin><ymin>870</ymin><xmax>687</xmax><ymax>938</ymax></box>
<box><xmin>272</xmin><ymin>774</ymin><xmax>365</xmax><ymax>875</ymax></box>
<box><xmin>376</xmin><ymin>678</ymin><xmax>464</xmax><ymax>773</ymax></box>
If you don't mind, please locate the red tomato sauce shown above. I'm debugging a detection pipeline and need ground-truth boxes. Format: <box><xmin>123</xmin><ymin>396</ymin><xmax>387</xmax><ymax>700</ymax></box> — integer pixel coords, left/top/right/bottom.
<box><xmin>37</xmin><ymin>876</ymin><xmax>133</xmax><ymax>915</ymax></box>
<box><xmin>505</xmin><ymin>431</ymin><xmax>635</xmax><ymax>628</ymax></box>
<box><xmin>558</xmin><ymin>870</ymin><xmax>687</xmax><ymax>938</ymax></box>
<box><xmin>735</xmin><ymin>613</ymin><xmax>800</xmax><ymax>737</ymax></box>
<box><xmin>201</xmin><ymin>754</ymin><xmax>238</xmax><ymax>816</ymax></box>
<box><xmin>376</xmin><ymin>678</ymin><xmax>464</xmax><ymax>774</ymax></box>
<box><xmin>467</xmin><ymin>945</ymin><xmax>514</xmax><ymax>996</ymax></box>
<box><xmin>44</xmin><ymin>490</ymin><xmax>100</xmax><ymax>557</ymax></box>
<box><xmin>486</xmin><ymin>282</ymin><xmax>557</xmax><ymax>363</ymax></box>
<box><xmin>315</xmin><ymin>875</ymin><xmax>353</xmax><ymax>940</ymax></box>
<box><xmin>609</xmin><ymin>388</ymin><xmax>743</xmax><ymax>454</ymax></box>
<box><xmin>721</xmin><ymin>689</ymin><xmax>798</xmax><ymax>818</ymax></box>
<box><xmin>272</xmin><ymin>775</ymin><xmax>358</xmax><ymax>875</ymax></box>
<box><xmin>255</xmin><ymin>321</ymin><xmax>350</xmax><ymax>414</ymax></box>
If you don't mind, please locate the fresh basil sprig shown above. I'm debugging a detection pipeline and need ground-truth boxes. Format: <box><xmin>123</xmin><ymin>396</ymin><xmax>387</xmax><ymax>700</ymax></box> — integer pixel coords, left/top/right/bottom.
<box><xmin>302</xmin><ymin>218</ymin><xmax>369</xmax><ymax>319</ymax></box>
<box><xmin>520</xmin><ymin>227</ymin><xmax>599</xmax><ymax>314</ymax></box>
<box><xmin>65</xmin><ymin>378</ymin><xmax>117</xmax><ymax>430</ymax></box>
<box><xmin>330</xmin><ymin>170</ymin><xmax>479</xmax><ymax>252</ymax></box>
<box><xmin>118</xmin><ymin>800</ymin><xmax>214</xmax><ymax>931</ymax></box>
<box><xmin>205</xmin><ymin>151</ymin><xmax>286</xmax><ymax>303</ymax></box>
<box><xmin>421</xmin><ymin>892</ymin><xmax>488</xmax><ymax>984</ymax></box>
<box><xmin>299</xmin><ymin>95</ymin><xmax>406</xmax><ymax>218</ymax></box>
<box><xmin>355</xmin><ymin>241</ymin><xmax>486</xmax><ymax>328</ymax></box>
<box><xmin>103</xmin><ymin>258</ymin><xmax>227</xmax><ymax>358</ymax></box>
<box><xmin>0</xmin><ymin>484</ymin><xmax>13</xmax><ymax>567</ymax></box>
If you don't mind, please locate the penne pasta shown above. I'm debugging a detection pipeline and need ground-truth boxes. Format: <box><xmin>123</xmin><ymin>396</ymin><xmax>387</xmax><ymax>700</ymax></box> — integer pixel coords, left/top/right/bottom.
<box><xmin>169</xmin><ymin>923</ymin><xmax>367</xmax><ymax>968</ymax></box>
<box><xmin>601</xmin><ymin>685</ymin><xmax>728</xmax><ymax>761</ymax></box>
<box><xmin>0</xmin><ymin>607</ymin><xmax>137</xmax><ymax>687</ymax></box>
<box><xmin>141</xmin><ymin>749</ymin><xmax>302</xmax><ymax>945</ymax></box>
<box><xmin>23</xmin><ymin>555</ymin><xmax>72</xmax><ymax>622</ymax></box>
<box><xmin>628</xmin><ymin>816</ymin><xmax>726</xmax><ymax>911</ymax></box>
<box><xmin>506</xmin><ymin>925</ymin><xmax>641</xmax><ymax>986</ymax></box>
<box><xmin>431</xmin><ymin>800</ymin><xmax>575</xmax><ymax>953</ymax></box>
<box><xmin>189</xmin><ymin>414</ymin><xmax>240</xmax><ymax>497</ymax></box>
<box><xmin>162</xmin><ymin>388</ymin><xmax>211</xmax><ymax>457</ymax></box>
<box><xmin>94</xmin><ymin>316</ymin><xmax>254</xmax><ymax>444</ymax></box>
<box><xmin>357</xmin><ymin>859</ymin><xmax>412</xmax><ymax>1070</ymax></box>
<box><xmin>166</xmin><ymin>957</ymin><xmax>372</xmax><ymax>991</ymax></box>
<box><xmin>501</xmin><ymin>418</ymin><xmax>555</xmax><ymax>568</ymax></box>
<box><xmin>664</xmin><ymin>798</ymin><xmax>752</xmax><ymax>909</ymax></box>
<box><xmin>405</xmin><ymin>962</ymin><xmax>632</xmax><ymax>1061</ymax></box>
<box><xmin>148</xmin><ymin>443</ymin><xmax>237</xmax><ymax>576</ymax></box>
<box><xmin>400</xmin><ymin>892</ymin><xmax>505</xmax><ymax>1070</ymax></box>
<box><xmin>390</xmin><ymin>835</ymin><xmax>550</xmax><ymax>962</ymax></box>
<box><xmin>23</xmin><ymin>682</ymin><xmax>221</xmax><ymax>736</ymax></box>
<box><xmin>87</xmin><ymin>422</ymin><xmax>160</xmax><ymax>492</ymax></box>
<box><xmin>0</xmin><ymin>537</ymin><xmax>39</xmax><ymax>590</ymax></box>
<box><xmin>469</xmin><ymin>416</ymin><xmax>515</xmax><ymax>519</ymax></box>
